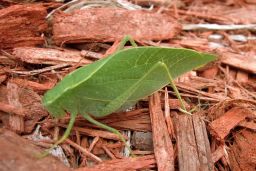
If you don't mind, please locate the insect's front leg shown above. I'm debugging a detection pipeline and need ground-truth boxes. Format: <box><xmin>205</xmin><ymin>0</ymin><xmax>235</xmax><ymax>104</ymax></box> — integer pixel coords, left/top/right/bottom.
<box><xmin>39</xmin><ymin>112</ymin><xmax>77</xmax><ymax>158</ymax></box>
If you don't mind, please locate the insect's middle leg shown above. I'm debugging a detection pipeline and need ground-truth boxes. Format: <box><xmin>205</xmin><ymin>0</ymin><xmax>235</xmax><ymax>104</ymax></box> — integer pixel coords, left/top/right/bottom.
<box><xmin>117</xmin><ymin>35</ymin><xmax>138</xmax><ymax>50</ymax></box>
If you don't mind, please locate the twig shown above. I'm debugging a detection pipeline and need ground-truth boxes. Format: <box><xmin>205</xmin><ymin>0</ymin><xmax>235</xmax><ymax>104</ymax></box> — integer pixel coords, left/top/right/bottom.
<box><xmin>102</xmin><ymin>146</ymin><xmax>117</xmax><ymax>159</ymax></box>
<box><xmin>9</xmin><ymin>64</ymin><xmax>69</xmax><ymax>76</ymax></box>
<box><xmin>88</xmin><ymin>136</ymin><xmax>100</xmax><ymax>152</ymax></box>
<box><xmin>65</xmin><ymin>138</ymin><xmax>102</xmax><ymax>163</ymax></box>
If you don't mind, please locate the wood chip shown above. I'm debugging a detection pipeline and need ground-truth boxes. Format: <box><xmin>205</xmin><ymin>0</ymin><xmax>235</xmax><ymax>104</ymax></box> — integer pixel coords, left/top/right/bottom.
<box><xmin>149</xmin><ymin>92</ymin><xmax>174</xmax><ymax>171</ymax></box>
<box><xmin>174</xmin><ymin>114</ymin><xmax>213</xmax><ymax>171</ymax></box>
<box><xmin>221</xmin><ymin>51</ymin><xmax>256</xmax><ymax>74</ymax></box>
<box><xmin>0</xmin><ymin>4</ymin><xmax>47</xmax><ymax>49</ymax></box>
<box><xmin>13</xmin><ymin>47</ymin><xmax>93</xmax><ymax>65</ymax></box>
<box><xmin>76</xmin><ymin>155</ymin><xmax>156</xmax><ymax>171</ymax></box>
<box><xmin>208</xmin><ymin>107</ymin><xmax>253</xmax><ymax>140</ymax></box>
<box><xmin>76</xmin><ymin>109</ymin><xmax>151</xmax><ymax>132</ymax></box>
<box><xmin>53</xmin><ymin>8</ymin><xmax>181</xmax><ymax>45</ymax></box>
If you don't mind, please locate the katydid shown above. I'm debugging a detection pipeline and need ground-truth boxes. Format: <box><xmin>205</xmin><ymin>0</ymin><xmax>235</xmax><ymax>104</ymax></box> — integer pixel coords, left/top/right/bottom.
<box><xmin>42</xmin><ymin>36</ymin><xmax>216</xmax><ymax>156</ymax></box>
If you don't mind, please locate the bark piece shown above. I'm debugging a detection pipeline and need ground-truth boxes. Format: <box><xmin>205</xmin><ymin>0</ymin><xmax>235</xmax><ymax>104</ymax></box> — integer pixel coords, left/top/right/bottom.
<box><xmin>0</xmin><ymin>129</ymin><xmax>70</xmax><ymax>171</ymax></box>
<box><xmin>221</xmin><ymin>51</ymin><xmax>256</xmax><ymax>74</ymax></box>
<box><xmin>149</xmin><ymin>92</ymin><xmax>174</xmax><ymax>171</ymax></box>
<box><xmin>76</xmin><ymin>155</ymin><xmax>156</xmax><ymax>171</ymax></box>
<box><xmin>0</xmin><ymin>4</ymin><xmax>47</xmax><ymax>49</ymax></box>
<box><xmin>208</xmin><ymin>107</ymin><xmax>252</xmax><ymax>140</ymax></box>
<box><xmin>13</xmin><ymin>47</ymin><xmax>94</xmax><ymax>65</ymax></box>
<box><xmin>174</xmin><ymin>114</ymin><xmax>213</xmax><ymax>171</ymax></box>
<box><xmin>53</xmin><ymin>8</ymin><xmax>181</xmax><ymax>45</ymax></box>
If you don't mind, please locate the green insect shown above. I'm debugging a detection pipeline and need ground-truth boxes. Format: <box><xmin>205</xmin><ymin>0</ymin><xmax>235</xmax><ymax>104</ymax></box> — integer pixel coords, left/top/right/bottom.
<box><xmin>42</xmin><ymin>36</ymin><xmax>216</xmax><ymax>156</ymax></box>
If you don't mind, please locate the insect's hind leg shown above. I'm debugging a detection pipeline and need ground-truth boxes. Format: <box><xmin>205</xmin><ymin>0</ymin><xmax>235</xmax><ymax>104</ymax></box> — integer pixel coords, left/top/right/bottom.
<box><xmin>117</xmin><ymin>35</ymin><xmax>138</xmax><ymax>51</ymax></box>
<box><xmin>160</xmin><ymin>63</ymin><xmax>190</xmax><ymax>114</ymax></box>
<box><xmin>81</xmin><ymin>113</ymin><xmax>132</xmax><ymax>154</ymax></box>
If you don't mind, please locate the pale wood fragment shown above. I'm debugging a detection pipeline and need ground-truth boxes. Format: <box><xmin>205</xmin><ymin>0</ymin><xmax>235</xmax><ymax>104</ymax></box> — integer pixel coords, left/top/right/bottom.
<box><xmin>174</xmin><ymin>114</ymin><xmax>214</xmax><ymax>171</ymax></box>
<box><xmin>192</xmin><ymin>115</ymin><xmax>214</xmax><ymax>170</ymax></box>
<box><xmin>7</xmin><ymin>82</ymin><xmax>24</xmax><ymax>133</ymax></box>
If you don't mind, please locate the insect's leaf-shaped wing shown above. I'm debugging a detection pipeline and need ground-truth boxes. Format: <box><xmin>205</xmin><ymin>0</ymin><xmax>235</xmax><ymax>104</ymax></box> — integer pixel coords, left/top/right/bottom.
<box><xmin>43</xmin><ymin>47</ymin><xmax>216</xmax><ymax>118</ymax></box>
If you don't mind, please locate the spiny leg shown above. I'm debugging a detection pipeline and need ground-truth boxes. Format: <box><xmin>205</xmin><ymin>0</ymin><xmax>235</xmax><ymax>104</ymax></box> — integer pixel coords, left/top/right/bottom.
<box><xmin>117</xmin><ymin>35</ymin><xmax>138</xmax><ymax>51</ymax></box>
<box><xmin>38</xmin><ymin>112</ymin><xmax>77</xmax><ymax>158</ymax></box>
<box><xmin>161</xmin><ymin>62</ymin><xmax>190</xmax><ymax>114</ymax></box>
<box><xmin>81</xmin><ymin>113</ymin><xmax>132</xmax><ymax>155</ymax></box>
